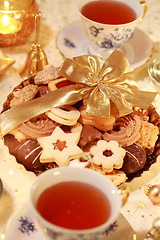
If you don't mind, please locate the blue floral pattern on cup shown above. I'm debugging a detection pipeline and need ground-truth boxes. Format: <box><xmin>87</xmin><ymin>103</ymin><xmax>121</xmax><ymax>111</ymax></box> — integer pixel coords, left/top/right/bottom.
<box><xmin>88</xmin><ymin>25</ymin><xmax>133</xmax><ymax>50</ymax></box>
<box><xmin>64</xmin><ymin>38</ymin><xmax>76</xmax><ymax>48</ymax></box>
<box><xmin>18</xmin><ymin>215</ymin><xmax>119</xmax><ymax>240</ymax></box>
<box><xmin>80</xmin><ymin>12</ymin><xmax>137</xmax><ymax>58</ymax></box>
<box><xmin>89</xmin><ymin>26</ymin><xmax>104</xmax><ymax>37</ymax></box>
<box><xmin>105</xmin><ymin>221</ymin><xmax>118</xmax><ymax>236</ymax></box>
<box><xmin>18</xmin><ymin>216</ymin><xmax>37</xmax><ymax>235</ymax></box>
<box><xmin>43</xmin><ymin>220</ymin><xmax>119</xmax><ymax>240</ymax></box>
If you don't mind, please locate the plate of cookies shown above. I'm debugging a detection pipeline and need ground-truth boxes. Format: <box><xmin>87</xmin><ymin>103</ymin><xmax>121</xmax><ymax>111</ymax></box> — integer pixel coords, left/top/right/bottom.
<box><xmin>1</xmin><ymin>51</ymin><xmax>160</xmax><ymax>188</ymax></box>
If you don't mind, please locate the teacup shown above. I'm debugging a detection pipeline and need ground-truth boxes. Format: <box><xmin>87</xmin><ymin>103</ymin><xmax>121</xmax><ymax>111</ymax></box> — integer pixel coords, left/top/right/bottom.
<box><xmin>79</xmin><ymin>0</ymin><xmax>147</xmax><ymax>59</ymax></box>
<box><xmin>30</xmin><ymin>167</ymin><xmax>122</xmax><ymax>240</ymax></box>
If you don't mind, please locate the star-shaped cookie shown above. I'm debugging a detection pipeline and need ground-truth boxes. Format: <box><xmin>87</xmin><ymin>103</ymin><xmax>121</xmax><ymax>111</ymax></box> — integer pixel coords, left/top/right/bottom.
<box><xmin>37</xmin><ymin>126</ymin><xmax>83</xmax><ymax>166</ymax></box>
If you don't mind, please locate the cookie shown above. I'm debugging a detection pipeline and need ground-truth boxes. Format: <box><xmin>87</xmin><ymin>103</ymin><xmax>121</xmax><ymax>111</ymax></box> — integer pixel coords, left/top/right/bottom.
<box><xmin>98</xmin><ymin>169</ymin><xmax>127</xmax><ymax>186</ymax></box>
<box><xmin>102</xmin><ymin>114</ymin><xmax>141</xmax><ymax>147</ymax></box>
<box><xmin>79</xmin><ymin>105</ymin><xmax>115</xmax><ymax>131</ymax></box>
<box><xmin>37</xmin><ymin>126</ymin><xmax>83</xmax><ymax>166</ymax></box>
<box><xmin>68</xmin><ymin>159</ymin><xmax>90</xmax><ymax>168</ymax></box>
<box><xmin>136</xmin><ymin>120</ymin><xmax>159</xmax><ymax>155</ymax></box>
<box><xmin>1</xmin><ymin>65</ymin><xmax>160</xmax><ymax>186</ymax></box>
<box><xmin>10</xmin><ymin>84</ymin><xmax>38</xmax><ymax>108</ymax></box>
<box><xmin>34</xmin><ymin>65</ymin><xmax>61</xmax><ymax>85</ymax></box>
<box><xmin>48</xmin><ymin>78</ymin><xmax>73</xmax><ymax>91</ymax></box>
<box><xmin>90</xmin><ymin>140</ymin><xmax>126</xmax><ymax>172</ymax></box>
<box><xmin>47</xmin><ymin>105</ymin><xmax>80</xmax><ymax>126</ymax></box>
<box><xmin>122</xmin><ymin>143</ymin><xmax>146</xmax><ymax>174</ymax></box>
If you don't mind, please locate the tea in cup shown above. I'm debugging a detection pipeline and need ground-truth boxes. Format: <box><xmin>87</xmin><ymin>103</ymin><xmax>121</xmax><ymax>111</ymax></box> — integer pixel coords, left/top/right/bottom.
<box><xmin>79</xmin><ymin>0</ymin><xmax>147</xmax><ymax>58</ymax></box>
<box><xmin>30</xmin><ymin>167</ymin><xmax>122</xmax><ymax>240</ymax></box>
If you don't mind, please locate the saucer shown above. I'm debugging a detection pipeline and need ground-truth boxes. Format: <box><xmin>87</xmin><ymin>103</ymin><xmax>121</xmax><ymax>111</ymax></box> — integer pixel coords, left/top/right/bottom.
<box><xmin>57</xmin><ymin>21</ymin><xmax>153</xmax><ymax>71</ymax></box>
<box><xmin>4</xmin><ymin>203</ymin><xmax>135</xmax><ymax>240</ymax></box>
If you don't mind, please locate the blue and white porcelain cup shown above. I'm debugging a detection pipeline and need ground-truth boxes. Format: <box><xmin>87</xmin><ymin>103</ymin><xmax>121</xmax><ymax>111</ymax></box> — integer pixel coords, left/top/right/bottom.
<box><xmin>79</xmin><ymin>0</ymin><xmax>147</xmax><ymax>59</ymax></box>
<box><xmin>30</xmin><ymin>167</ymin><xmax>122</xmax><ymax>240</ymax></box>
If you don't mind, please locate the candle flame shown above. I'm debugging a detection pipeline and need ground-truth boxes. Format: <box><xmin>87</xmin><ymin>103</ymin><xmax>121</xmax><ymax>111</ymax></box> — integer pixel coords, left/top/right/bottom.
<box><xmin>2</xmin><ymin>14</ymin><xmax>9</xmax><ymax>26</ymax></box>
<box><xmin>4</xmin><ymin>1</ymin><xmax>9</xmax><ymax>8</ymax></box>
<box><xmin>1</xmin><ymin>14</ymin><xmax>15</xmax><ymax>32</ymax></box>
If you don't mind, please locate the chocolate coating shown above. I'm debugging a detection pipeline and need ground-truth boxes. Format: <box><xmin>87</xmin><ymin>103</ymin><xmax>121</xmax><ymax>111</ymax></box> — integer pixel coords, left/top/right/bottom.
<box><xmin>122</xmin><ymin>143</ymin><xmax>146</xmax><ymax>174</ymax></box>
<box><xmin>4</xmin><ymin>134</ymin><xmax>42</xmax><ymax>171</ymax></box>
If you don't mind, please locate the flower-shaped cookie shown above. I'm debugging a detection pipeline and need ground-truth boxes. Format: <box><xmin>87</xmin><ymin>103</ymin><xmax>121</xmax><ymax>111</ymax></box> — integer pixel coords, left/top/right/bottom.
<box><xmin>90</xmin><ymin>140</ymin><xmax>126</xmax><ymax>172</ymax></box>
<box><xmin>37</xmin><ymin>126</ymin><xmax>83</xmax><ymax>166</ymax></box>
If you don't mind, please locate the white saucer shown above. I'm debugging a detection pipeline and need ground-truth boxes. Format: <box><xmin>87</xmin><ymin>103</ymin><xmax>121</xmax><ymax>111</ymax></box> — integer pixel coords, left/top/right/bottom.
<box><xmin>57</xmin><ymin>21</ymin><xmax>153</xmax><ymax>71</ymax></box>
<box><xmin>4</xmin><ymin>203</ymin><xmax>135</xmax><ymax>240</ymax></box>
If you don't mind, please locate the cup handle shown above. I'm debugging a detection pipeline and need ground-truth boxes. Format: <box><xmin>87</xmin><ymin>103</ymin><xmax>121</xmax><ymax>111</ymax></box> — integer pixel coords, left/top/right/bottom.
<box><xmin>139</xmin><ymin>1</ymin><xmax>148</xmax><ymax>22</ymax></box>
<box><xmin>118</xmin><ymin>183</ymin><xmax>130</xmax><ymax>206</ymax></box>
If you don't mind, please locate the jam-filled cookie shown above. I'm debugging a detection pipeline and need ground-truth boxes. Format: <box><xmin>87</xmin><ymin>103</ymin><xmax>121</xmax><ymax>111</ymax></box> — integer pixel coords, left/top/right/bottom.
<box><xmin>90</xmin><ymin>140</ymin><xmax>126</xmax><ymax>172</ymax></box>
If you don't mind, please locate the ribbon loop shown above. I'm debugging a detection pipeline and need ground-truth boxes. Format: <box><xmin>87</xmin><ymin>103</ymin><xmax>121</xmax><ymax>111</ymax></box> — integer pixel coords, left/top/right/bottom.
<box><xmin>60</xmin><ymin>50</ymin><xmax>157</xmax><ymax>118</ymax></box>
<box><xmin>98</xmin><ymin>50</ymin><xmax>129</xmax><ymax>82</ymax></box>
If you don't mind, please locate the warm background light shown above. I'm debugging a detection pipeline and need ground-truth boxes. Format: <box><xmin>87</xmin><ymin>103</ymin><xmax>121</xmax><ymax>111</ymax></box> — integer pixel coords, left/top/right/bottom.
<box><xmin>0</xmin><ymin>13</ymin><xmax>21</xmax><ymax>34</ymax></box>
<box><xmin>4</xmin><ymin>1</ymin><xmax>9</xmax><ymax>8</ymax></box>
<box><xmin>0</xmin><ymin>0</ymin><xmax>38</xmax><ymax>46</ymax></box>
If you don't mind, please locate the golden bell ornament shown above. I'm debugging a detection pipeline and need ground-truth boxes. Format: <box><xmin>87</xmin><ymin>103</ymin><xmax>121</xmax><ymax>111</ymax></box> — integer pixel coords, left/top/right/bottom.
<box><xmin>0</xmin><ymin>0</ymin><xmax>38</xmax><ymax>46</ymax></box>
<box><xmin>20</xmin><ymin>11</ymin><xmax>48</xmax><ymax>78</ymax></box>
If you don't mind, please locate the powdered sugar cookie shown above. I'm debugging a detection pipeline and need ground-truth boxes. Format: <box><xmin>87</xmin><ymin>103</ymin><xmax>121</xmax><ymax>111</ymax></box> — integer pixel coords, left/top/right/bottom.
<box><xmin>37</xmin><ymin>126</ymin><xmax>83</xmax><ymax>166</ymax></box>
<box><xmin>90</xmin><ymin>140</ymin><xmax>126</xmax><ymax>172</ymax></box>
<box><xmin>46</xmin><ymin>105</ymin><xmax>80</xmax><ymax>126</ymax></box>
<box><xmin>34</xmin><ymin>65</ymin><xmax>61</xmax><ymax>85</ymax></box>
<box><xmin>10</xmin><ymin>84</ymin><xmax>38</xmax><ymax>108</ymax></box>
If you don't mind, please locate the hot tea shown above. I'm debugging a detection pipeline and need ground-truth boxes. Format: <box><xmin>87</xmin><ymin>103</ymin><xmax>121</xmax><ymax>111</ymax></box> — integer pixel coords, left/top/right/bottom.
<box><xmin>81</xmin><ymin>0</ymin><xmax>137</xmax><ymax>25</ymax></box>
<box><xmin>36</xmin><ymin>181</ymin><xmax>111</xmax><ymax>230</ymax></box>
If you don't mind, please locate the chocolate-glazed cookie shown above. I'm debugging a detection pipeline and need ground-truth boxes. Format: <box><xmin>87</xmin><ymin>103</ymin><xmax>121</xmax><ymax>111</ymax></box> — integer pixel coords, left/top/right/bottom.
<box><xmin>122</xmin><ymin>143</ymin><xmax>146</xmax><ymax>174</ymax></box>
<box><xmin>4</xmin><ymin>134</ymin><xmax>42</xmax><ymax>171</ymax></box>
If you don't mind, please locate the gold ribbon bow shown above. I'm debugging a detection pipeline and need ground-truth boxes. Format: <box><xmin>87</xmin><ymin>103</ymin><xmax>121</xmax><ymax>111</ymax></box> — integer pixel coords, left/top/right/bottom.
<box><xmin>0</xmin><ymin>51</ymin><xmax>157</xmax><ymax>137</ymax></box>
<box><xmin>60</xmin><ymin>50</ymin><xmax>157</xmax><ymax>118</ymax></box>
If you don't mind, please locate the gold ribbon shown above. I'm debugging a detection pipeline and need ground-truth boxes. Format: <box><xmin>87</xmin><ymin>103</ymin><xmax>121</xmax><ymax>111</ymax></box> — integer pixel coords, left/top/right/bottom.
<box><xmin>0</xmin><ymin>50</ymin><xmax>157</xmax><ymax>137</ymax></box>
<box><xmin>60</xmin><ymin>50</ymin><xmax>157</xmax><ymax>118</ymax></box>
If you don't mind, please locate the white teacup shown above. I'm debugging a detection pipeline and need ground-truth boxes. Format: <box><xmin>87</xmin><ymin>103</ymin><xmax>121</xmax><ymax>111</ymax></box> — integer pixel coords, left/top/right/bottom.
<box><xmin>30</xmin><ymin>167</ymin><xmax>122</xmax><ymax>240</ymax></box>
<box><xmin>79</xmin><ymin>0</ymin><xmax>147</xmax><ymax>58</ymax></box>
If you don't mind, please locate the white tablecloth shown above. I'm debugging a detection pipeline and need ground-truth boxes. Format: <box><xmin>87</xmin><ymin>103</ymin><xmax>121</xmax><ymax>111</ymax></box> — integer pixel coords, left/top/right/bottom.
<box><xmin>1</xmin><ymin>0</ymin><xmax>160</xmax><ymax>239</ymax></box>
